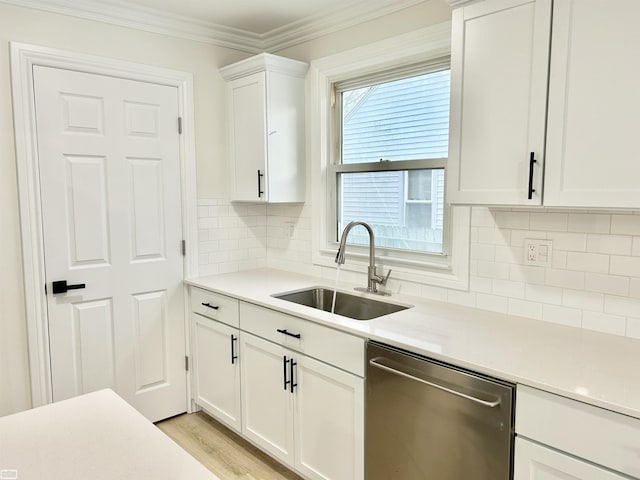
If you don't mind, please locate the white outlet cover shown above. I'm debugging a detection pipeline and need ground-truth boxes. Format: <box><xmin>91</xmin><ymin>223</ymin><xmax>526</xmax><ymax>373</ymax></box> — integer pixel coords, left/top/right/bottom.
<box><xmin>524</xmin><ymin>239</ymin><xmax>553</xmax><ymax>267</ymax></box>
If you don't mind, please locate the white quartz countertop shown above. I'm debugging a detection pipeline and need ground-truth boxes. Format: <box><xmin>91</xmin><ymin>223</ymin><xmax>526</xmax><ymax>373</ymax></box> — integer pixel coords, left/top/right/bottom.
<box><xmin>187</xmin><ymin>268</ymin><xmax>640</xmax><ymax>420</ymax></box>
<box><xmin>0</xmin><ymin>389</ymin><xmax>219</xmax><ymax>480</ymax></box>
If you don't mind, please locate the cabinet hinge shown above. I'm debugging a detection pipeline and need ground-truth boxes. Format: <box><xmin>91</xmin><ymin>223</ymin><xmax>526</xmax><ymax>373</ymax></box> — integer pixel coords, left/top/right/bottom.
<box><xmin>181</xmin><ymin>240</ymin><xmax>186</xmax><ymax>256</ymax></box>
<box><xmin>178</xmin><ymin>116</ymin><xmax>183</xmax><ymax>134</ymax></box>
<box><xmin>185</xmin><ymin>356</ymin><xmax>189</xmax><ymax>371</ymax></box>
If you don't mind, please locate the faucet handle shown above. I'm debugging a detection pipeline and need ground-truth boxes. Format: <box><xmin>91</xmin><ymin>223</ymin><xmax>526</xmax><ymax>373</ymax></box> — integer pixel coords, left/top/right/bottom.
<box><xmin>381</xmin><ymin>269</ymin><xmax>392</xmax><ymax>286</ymax></box>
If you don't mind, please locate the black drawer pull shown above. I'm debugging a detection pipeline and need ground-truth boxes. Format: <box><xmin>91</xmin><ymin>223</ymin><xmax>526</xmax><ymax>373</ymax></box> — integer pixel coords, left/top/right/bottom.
<box><xmin>528</xmin><ymin>151</ymin><xmax>537</xmax><ymax>200</ymax></box>
<box><xmin>201</xmin><ymin>302</ymin><xmax>219</xmax><ymax>310</ymax></box>
<box><xmin>283</xmin><ymin>356</ymin><xmax>290</xmax><ymax>390</ymax></box>
<box><xmin>276</xmin><ymin>328</ymin><xmax>301</xmax><ymax>339</ymax></box>
<box><xmin>257</xmin><ymin>169</ymin><xmax>264</xmax><ymax>198</ymax></box>
<box><xmin>230</xmin><ymin>335</ymin><xmax>238</xmax><ymax>365</ymax></box>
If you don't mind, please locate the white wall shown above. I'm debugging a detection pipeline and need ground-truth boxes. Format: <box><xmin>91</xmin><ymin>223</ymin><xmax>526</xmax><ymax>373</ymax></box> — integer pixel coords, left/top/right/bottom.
<box><xmin>0</xmin><ymin>0</ymin><xmax>447</xmax><ymax>415</ymax></box>
<box><xmin>0</xmin><ymin>2</ymin><xmax>250</xmax><ymax>415</ymax></box>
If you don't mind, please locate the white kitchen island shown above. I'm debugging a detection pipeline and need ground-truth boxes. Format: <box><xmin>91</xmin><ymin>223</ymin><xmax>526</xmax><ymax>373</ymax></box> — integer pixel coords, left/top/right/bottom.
<box><xmin>0</xmin><ymin>389</ymin><xmax>218</xmax><ymax>480</ymax></box>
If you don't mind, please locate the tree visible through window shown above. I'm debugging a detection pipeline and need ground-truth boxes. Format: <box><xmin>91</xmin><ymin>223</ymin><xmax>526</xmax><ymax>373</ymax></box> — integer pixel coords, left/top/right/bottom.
<box><xmin>333</xmin><ymin>67</ymin><xmax>450</xmax><ymax>254</ymax></box>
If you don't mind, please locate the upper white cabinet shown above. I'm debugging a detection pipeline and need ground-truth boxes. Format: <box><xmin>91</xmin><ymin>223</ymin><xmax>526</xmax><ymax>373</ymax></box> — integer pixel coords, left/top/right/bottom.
<box><xmin>220</xmin><ymin>54</ymin><xmax>308</xmax><ymax>203</ymax></box>
<box><xmin>447</xmin><ymin>0</ymin><xmax>551</xmax><ymax>205</ymax></box>
<box><xmin>448</xmin><ymin>0</ymin><xmax>640</xmax><ymax>208</ymax></box>
<box><xmin>544</xmin><ymin>0</ymin><xmax>640</xmax><ymax>207</ymax></box>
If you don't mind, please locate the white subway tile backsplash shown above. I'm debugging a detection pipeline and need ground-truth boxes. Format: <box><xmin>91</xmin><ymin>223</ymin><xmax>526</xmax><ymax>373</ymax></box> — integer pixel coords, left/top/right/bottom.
<box><xmin>492</xmin><ymin>279</ymin><xmax>525</xmax><ymax>299</ymax></box>
<box><xmin>586</xmin><ymin>234</ymin><xmax>632</xmax><ymax>255</ymax></box>
<box><xmin>562</xmin><ymin>288</ymin><xmax>604</xmax><ymax>312</ymax></box>
<box><xmin>604</xmin><ymin>295</ymin><xmax>640</xmax><ymax>317</ymax></box>
<box><xmin>585</xmin><ymin>273</ymin><xmax>629</xmax><ymax>296</ymax></box>
<box><xmin>525</xmin><ymin>283</ymin><xmax>563</xmax><ymax>305</ymax></box>
<box><xmin>611</xmin><ymin>214</ymin><xmax>640</xmax><ymax>235</ymax></box>
<box><xmin>546</xmin><ymin>268</ymin><xmax>585</xmax><ymax>290</ymax></box>
<box><xmin>609</xmin><ymin>255</ymin><xmax>640</xmax><ymax>277</ymax></box>
<box><xmin>530</xmin><ymin>212</ymin><xmax>568</xmax><ymax>232</ymax></box>
<box><xmin>542</xmin><ymin>304</ymin><xmax>581</xmax><ymax>328</ymax></box>
<box><xmin>545</xmin><ymin>232</ymin><xmax>587</xmax><ymax>251</ymax></box>
<box><xmin>567</xmin><ymin>214</ymin><xmax>610</xmax><ymax>233</ymax></box>
<box><xmin>566</xmin><ymin>252</ymin><xmax>609</xmax><ymax>274</ymax></box>
<box><xmin>582</xmin><ymin>311</ymin><xmax>626</xmax><ymax>336</ymax></box>
<box><xmin>476</xmin><ymin>293</ymin><xmax>508</xmax><ymax>314</ymax></box>
<box><xmin>197</xmin><ymin>201</ymin><xmax>640</xmax><ymax>338</ymax></box>
<box><xmin>508</xmin><ymin>298</ymin><xmax>543</xmax><ymax>320</ymax></box>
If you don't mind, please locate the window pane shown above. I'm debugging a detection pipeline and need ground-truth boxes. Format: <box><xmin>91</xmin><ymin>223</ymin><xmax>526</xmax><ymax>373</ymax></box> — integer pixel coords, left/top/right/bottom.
<box><xmin>337</xmin><ymin>169</ymin><xmax>444</xmax><ymax>254</ymax></box>
<box><xmin>341</xmin><ymin>69</ymin><xmax>450</xmax><ymax>164</ymax></box>
<box><xmin>407</xmin><ymin>170</ymin><xmax>432</xmax><ymax>201</ymax></box>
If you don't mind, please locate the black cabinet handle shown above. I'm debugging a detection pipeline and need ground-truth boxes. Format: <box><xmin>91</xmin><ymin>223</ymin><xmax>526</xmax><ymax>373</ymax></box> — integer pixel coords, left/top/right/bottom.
<box><xmin>283</xmin><ymin>356</ymin><xmax>290</xmax><ymax>390</ymax></box>
<box><xmin>230</xmin><ymin>335</ymin><xmax>238</xmax><ymax>365</ymax></box>
<box><xmin>290</xmin><ymin>358</ymin><xmax>297</xmax><ymax>393</ymax></box>
<box><xmin>257</xmin><ymin>169</ymin><xmax>264</xmax><ymax>198</ymax></box>
<box><xmin>52</xmin><ymin>280</ymin><xmax>86</xmax><ymax>294</ymax></box>
<box><xmin>528</xmin><ymin>151</ymin><xmax>537</xmax><ymax>200</ymax></box>
<box><xmin>201</xmin><ymin>302</ymin><xmax>219</xmax><ymax>310</ymax></box>
<box><xmin>276</xmin><ymin>328</ymin><xmax>301</xmax><ymax>339</ymax></box>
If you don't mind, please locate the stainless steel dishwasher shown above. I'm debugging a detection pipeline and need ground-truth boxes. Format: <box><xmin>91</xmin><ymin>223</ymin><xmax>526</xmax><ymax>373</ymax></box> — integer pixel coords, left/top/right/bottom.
<box><xmin>366</xmin><ymin>341</ymin><xmax>515</xmax><ymax>480</ymax></box>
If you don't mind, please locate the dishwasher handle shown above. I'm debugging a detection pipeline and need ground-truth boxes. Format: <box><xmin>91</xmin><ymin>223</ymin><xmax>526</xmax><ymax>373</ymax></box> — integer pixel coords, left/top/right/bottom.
<box><xmin>369</xmin><ymin>357</ymin><xmax>501</xmax><ymax>408</ymax></box>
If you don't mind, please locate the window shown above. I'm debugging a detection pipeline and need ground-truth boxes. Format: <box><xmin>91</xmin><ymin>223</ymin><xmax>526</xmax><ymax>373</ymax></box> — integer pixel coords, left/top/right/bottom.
<box><xmin>309</xmin><ymin>26</ymin><xmax>470</xmax><ymax>291</ymax></box>
<box><xmin>331</xmin><ymin>64</ymin><xmax>450</xmax><ymax>255</ymax></box>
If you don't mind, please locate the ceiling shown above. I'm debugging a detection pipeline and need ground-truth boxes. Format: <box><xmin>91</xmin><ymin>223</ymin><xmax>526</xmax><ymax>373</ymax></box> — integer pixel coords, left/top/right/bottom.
<box><xmin>3</xmin><ymin>0</ymin><xmax>429</xmax><ymax>52</ymax></box>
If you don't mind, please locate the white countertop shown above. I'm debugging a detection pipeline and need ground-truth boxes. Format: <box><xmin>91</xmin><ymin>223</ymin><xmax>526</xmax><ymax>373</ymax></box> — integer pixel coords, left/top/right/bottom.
<box><xmin>187</xmin><ymin>268</ymin><xmax>640</xmax><ymax>420</ymax></box>
<box><xmin>0</xmin><ymin>389</ymin><xmax>218</xmax><ymax>480</ymax></box>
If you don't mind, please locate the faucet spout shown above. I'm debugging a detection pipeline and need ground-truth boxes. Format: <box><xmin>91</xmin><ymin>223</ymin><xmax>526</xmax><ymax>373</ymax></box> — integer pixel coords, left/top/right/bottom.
<box><xmin>335</xmin><ymin>221</ymin><xmax>391</xmax><ymax>294</ymax></box>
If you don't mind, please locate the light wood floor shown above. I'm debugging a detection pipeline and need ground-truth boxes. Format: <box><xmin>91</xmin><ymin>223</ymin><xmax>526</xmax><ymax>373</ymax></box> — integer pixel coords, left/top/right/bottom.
<box><xmin>156</xmin><ymin>411</ymin><xmax>302</xmax><ymax>480</ymax></box>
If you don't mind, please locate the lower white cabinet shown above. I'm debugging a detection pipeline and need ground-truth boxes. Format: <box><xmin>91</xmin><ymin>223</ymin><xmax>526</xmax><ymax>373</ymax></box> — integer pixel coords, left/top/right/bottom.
<box><xmin>192</xmin><ymin>313</ymin><xmax>241</xmax><ymax>433</ymax></box>
<box><xmin>240</xmin><ymin>332</ymin><xmax>364</xmax><ymax>480</ymax></box>
<box><xmin>514</xmin><ymin>438</ymin><xmax>627</xmax><ymax>480</ymax></box>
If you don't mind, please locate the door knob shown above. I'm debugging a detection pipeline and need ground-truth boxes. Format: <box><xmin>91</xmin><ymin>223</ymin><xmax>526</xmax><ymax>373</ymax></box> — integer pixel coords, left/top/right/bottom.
<box><xmin>52</xmin><ymin>280</ymin><xmax>86</xmax><ymax>294</ymax></box>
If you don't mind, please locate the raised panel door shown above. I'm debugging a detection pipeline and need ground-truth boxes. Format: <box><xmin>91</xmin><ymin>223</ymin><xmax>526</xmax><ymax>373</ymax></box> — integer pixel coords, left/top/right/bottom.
<box><xmin>192</xmin><ymin>314</ymin><xmax>241</xmax><ymax>433</ymax></box>
<box><xmin>447</xmin><ymin>0</ymin><xmax>551</xmax><ymax>205</ymax></box>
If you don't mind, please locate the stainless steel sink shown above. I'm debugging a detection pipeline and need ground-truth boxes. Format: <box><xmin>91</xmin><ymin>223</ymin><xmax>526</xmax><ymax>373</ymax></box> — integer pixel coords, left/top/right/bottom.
<box><xmin>272</xmin><ymin>287</ymin><xmax>411</xmax><ymax>320</ymax></box>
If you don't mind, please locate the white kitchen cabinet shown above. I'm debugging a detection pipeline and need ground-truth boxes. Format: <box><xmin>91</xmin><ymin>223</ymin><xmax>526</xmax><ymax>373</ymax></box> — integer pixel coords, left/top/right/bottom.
<box><xmin>447</xmin><ymin>0</ymin><xmax>551</xmax><ymax>205</ymax></box>
<box><xmin>220</xmin><ymin>54</ymin><xmax>308</xmax><ymax>203</ymax></box>
<box><xmin>515</xmin><ymin>385</ymin><xmax>640</xmax><ymax>479</ymax></box>
<box><xmin>240</xmin><ymin>331</ymin><xmax>364</xmax><ymax>480</ymax></box>
<box><xmin>190</xmin><ymin>288</ymin><xmax>241</xmax><ymax>431</ymax></box>
<box><xmin>192</xmin><ymin>314</ymin><xmax>241</xmax><ymax>433</ymax></box>
<box><xmin>514</xmin><ymin>438</ymin><xmax>627</xmax><ymax>480</ymax></box>
<box><xmin>448</xmin><ymin>0</ymin><xmax>640</xmax><ymax>209</ymax></box>
<box><xmin>544</xmin><ymin>0</ymin><xmax>640</xmax><ymax>208</ymax></box>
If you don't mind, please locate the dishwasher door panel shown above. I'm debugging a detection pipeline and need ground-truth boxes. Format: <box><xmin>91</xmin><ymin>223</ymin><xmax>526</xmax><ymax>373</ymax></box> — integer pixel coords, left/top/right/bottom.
<box><xmin>366</xmin><ymin>342</ymin><xmax>514</xmax><ymax>480</ymax></box>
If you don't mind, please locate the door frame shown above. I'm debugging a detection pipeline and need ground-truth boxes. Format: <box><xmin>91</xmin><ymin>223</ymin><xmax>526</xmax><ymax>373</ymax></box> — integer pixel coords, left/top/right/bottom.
<box><xmin>10</xmin><ymin>42</ymin><xmax>199</xmax><ymax>408</ymax></box>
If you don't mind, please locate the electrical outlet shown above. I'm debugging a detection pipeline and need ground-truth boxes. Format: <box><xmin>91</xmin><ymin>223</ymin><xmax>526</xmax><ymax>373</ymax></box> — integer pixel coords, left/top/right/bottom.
<box><xmin>524</xmin><ymin>239</ymin><xmax>552</xmax><ymax>267</ymax></box>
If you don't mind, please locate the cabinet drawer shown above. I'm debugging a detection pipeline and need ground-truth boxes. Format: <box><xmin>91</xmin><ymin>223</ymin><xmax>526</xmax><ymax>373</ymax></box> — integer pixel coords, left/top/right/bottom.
<box><xmin>190</xmin><ymin>287</ymin><xmax>239</xmax><ymax>328</ymax></box>
<box><xmin>240</xmin><ymin>302</ymin><xmax>365</xmax><ymax>377</ymax></box>
<box><xmin>516</xmin><ymin>385</ymin><xmax>640</xmax><ymax>478</ymax></box>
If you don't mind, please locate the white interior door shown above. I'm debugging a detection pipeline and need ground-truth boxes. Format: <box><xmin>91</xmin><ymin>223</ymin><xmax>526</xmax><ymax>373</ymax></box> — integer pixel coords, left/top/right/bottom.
<box><xmin>33</xmin><ymin>65</ymin><xmax>186</xmax><ymax>422</ymax></box>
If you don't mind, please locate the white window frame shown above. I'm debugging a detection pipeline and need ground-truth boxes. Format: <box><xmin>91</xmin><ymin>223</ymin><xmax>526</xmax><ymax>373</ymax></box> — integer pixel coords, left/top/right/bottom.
<box><xmin>403</xmin><ymin>170</ymin><xmax>437</xmax><ymax>230</ymax></box>
<box><xmin>309</xmin><ymin>23</ymin><xmax>471</xmax><ymax>291</ymax></box>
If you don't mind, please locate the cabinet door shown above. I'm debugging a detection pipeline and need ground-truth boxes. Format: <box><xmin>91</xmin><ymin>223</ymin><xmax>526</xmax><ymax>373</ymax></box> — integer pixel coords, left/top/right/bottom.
<box><xmin>192</xmin><ymin>315</ymin><xmax>241</xmax><ymax>432</ymax></box>
<box><xmin>228</xmin><ymin>72</ymin><xmax>267</xmax><ymax>202</ymax></box>
<box><xmin>447</xmin><ymin>0</ymin><xmax>551</xmax><ymax>205</ymax></box>
<box><xmin>544</xmin><ymin>0</ymin><xmax>640</xmax><ymax>208</ymax></box>
<box><xmin>240</xmin><ymin>332</ymin><xmax>294</xmax><ymax>465</ymax></box>
<box><xmin>514</xmin><ymin>438</ymin><xmax>627</xmax><ymax>480</ymax></box>
<box><xmin>294</xmin><ymin>355</ymin><xmax>364</xmax><ymax>480</ymax></box>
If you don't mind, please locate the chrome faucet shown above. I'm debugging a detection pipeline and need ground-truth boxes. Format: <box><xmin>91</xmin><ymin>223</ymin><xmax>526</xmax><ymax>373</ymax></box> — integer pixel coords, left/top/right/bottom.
<box><xmin>335</xmin><ymin>221</ymin><xmax>391</xmax><ymax>294</ymax></box>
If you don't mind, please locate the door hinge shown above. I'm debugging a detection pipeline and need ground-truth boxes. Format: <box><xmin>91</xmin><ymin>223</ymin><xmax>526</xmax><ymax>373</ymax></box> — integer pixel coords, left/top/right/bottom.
<box><xmin>181</xmin><ymin>240</ymin><xmax>186</xmax><ymax>256</ymax></box>
<box><xmin>178</xmin><ymin>116</ymin><xmax>183</xmax><ymax>134</ymax></box>
<box><xmin>185</xmin><ymin>355</ymin><xmax>189</xmax><ymax>371</ymax></box>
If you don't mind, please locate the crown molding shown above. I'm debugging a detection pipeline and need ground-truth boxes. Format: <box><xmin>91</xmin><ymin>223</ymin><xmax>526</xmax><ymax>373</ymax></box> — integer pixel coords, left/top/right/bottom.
<box><xmin>447</xmin><ymin>0</ymin><xmax>482</xmax><ymax>7</ymax></box>
<box><xmin>0</xmin><ymin>0</ymin><xmax>434</xmax><ymax>54</ymax></box>
<box><xmin>219</xmin><ymin>53</ymin><xmax>309</xmax><ymax>81</ymax></box>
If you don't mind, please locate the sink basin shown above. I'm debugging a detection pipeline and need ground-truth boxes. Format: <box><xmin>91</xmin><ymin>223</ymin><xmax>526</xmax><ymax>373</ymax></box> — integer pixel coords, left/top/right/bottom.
<box><xmin>272</xmin><ymin>286</ymin><xmax>411</xmax><ymax>320</ymax></box>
